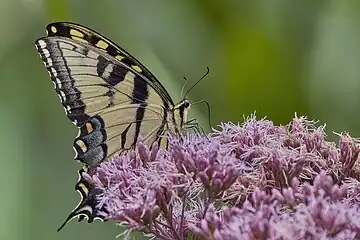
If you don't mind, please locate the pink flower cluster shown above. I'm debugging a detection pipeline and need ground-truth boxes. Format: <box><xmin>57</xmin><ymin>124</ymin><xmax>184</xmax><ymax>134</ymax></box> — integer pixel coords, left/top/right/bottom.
<box><xmin>84</xmin><ymin>115</ymin><xmax>360</xmax><ymax>240</ymax></box>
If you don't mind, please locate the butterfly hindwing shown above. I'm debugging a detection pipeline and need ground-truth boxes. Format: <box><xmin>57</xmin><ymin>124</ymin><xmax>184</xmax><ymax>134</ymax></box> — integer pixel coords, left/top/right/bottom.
<box><xmin>73</xmin><ymin>104</ymin><xmax>166</xmax><ymax>166</ymax></box>
<box><xmin>57</xmin><ymin>166</ymin><xmax>108</xmax><ymax>232</ymax></box>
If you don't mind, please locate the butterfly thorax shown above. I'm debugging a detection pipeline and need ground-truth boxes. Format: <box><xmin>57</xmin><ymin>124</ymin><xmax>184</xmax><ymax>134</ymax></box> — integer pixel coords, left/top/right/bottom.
<box><xmin>167</xmin><ymin>99</ymin><xmax>191</xmax><ymax>136</ymax></box>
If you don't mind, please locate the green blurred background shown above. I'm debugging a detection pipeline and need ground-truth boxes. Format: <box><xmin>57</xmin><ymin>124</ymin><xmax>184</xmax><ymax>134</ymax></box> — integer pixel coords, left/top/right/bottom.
<box><xmin>2</xmin><ymin>0</ymin><xmax>360</xmax><ymax>239</ymax></box>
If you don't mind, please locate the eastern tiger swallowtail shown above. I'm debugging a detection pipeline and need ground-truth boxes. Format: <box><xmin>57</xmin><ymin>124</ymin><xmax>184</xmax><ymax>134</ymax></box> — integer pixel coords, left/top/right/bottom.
<box><xmin>35</xmin><ymin>22</ymin><xmax>200</xmax><ymax>231</ymax></box>
<box><xmin>35</xmin><ymin>22</ymin><xmax>198</xmax><ymax>166</ymax></box>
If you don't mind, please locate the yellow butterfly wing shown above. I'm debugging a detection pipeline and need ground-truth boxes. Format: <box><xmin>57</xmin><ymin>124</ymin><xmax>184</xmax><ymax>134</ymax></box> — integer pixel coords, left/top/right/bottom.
<box><xmin>35</xmin><ymin>22</ymin><xmax>175</xmax><ymax>166</ymax></box>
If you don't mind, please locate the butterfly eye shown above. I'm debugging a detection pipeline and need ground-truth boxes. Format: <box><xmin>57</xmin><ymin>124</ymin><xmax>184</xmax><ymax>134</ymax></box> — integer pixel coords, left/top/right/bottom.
<box><xmin>183</xmin><ymin>99</ymin><xmax>191</xmax><ymax>108</ymax></box>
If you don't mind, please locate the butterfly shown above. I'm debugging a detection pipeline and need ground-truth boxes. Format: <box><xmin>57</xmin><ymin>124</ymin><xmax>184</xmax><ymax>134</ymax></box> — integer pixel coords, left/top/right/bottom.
<box><xmin>35</xmin><ymin>22</ymin><xmax>196</xmax><ymax>167</ymax></box>
<box><xmin>35</xmin><ymin>22</ymin><xmax>203</xmax><ymax>231</ymax></box>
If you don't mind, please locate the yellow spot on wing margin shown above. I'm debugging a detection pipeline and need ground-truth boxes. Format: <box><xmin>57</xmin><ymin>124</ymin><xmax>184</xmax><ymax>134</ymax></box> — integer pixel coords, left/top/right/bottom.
<box><xmin>86</xmin><ymin>122</ymin><xmax>94</xmax><ymax>133</ymax></box>
<box><xmin>115</xmin><ymin>55</ymin><xmax>125</xmax><ymax>61</ymax></box>
<box><xmin>78</xmin><ymin>183</ymin><xmax>89</xmax><ymax>194</ymax></box>
<box><xmin>51</xmin><ymin>26</ymin><xmax>57</xmax><ymax>33</ymax></box>
<box><xmin>76</xmin><ymin>139</ymin><xmax>87</xmax><ymax>152</ymax></box>
<box><xmin>132</xmin><ymin>65</ymin><xmax>142</xmax><ymax>73</ymax></box>
<box><xmin>70</xmin><ymin>29</ymin><xmax>84</xmax><ymax>38</ymax></box>
<box><xmin>96</xmin><ymin>40</ymin><xmax>109</xmax><ymax>49</ymax></box>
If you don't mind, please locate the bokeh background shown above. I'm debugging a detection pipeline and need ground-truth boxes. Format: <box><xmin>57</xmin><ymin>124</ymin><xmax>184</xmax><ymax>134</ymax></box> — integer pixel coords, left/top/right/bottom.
<box><xmin>2</xmin><ymin>0</ymin><xmax>360</xmax><ymax>239</ymax></box>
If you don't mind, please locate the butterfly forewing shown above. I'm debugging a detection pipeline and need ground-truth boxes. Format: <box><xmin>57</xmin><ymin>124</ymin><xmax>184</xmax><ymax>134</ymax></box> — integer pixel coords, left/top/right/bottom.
<box><xmin>43</xmin><ymin>22</ymin><xmax>174</xmax><ymax>107</ymax></box>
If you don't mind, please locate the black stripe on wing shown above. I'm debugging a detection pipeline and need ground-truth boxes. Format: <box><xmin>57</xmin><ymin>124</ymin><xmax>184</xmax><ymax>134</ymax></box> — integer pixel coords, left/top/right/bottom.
<box><xmin>132</xmin><ymin>75</ymin><xmax>148</xmax><ymax>145</ymax></box>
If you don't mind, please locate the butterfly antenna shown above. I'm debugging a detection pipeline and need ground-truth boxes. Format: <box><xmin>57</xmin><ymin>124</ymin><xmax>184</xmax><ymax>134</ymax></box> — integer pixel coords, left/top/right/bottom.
<box><xmin>192</xmin><ymin>100</ymin><xmax>212</xmax><ymax>130</ymax></box>
<box><xmin>180</xmin><ymin>76</ymin><xmax>188</xmax><ymax>99</ymax></box>
<box><xmin>183</xmin><ymin>67</ymin><xmax>210</xmax><ymax>98</ymax></box>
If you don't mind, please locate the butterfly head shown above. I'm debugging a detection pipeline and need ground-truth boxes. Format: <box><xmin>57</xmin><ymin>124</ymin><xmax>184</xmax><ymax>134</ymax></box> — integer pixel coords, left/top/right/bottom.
<box><xmin>168</xmin><ymin>98</ymin><xmax>191</xmax><ymax>135</ymax></box>
<box><xmin>181</xmin><ymin>98</ymin><xmax>191</xmax><ymax>109</ymax></box>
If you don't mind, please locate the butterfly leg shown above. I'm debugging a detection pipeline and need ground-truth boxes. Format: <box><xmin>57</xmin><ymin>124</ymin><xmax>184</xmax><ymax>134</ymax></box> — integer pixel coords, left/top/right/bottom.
<box><xmin>184</xmin><ymin>118</ymin><xmax>207</xmax><ymax>136</ymax></box>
